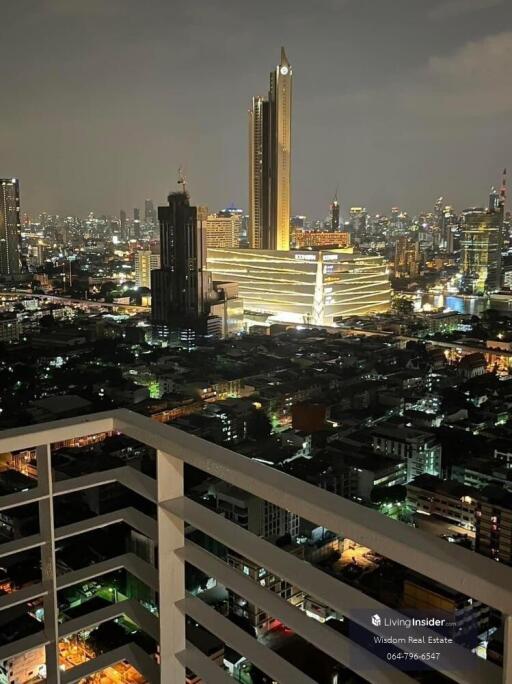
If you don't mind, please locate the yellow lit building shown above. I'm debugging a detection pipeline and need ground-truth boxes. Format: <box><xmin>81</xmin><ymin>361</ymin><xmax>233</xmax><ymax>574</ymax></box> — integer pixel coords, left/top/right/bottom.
<box><xmin>294</xmin><ymin>229</ymin><xmax>350</xmax><ymax>249</ymax></box>
<box><xmin>460</xmin><ymin>208</ymin><xmax>503</xmax><ymax>294</ymax></box>
<box><xmin>394</xmin><ymin>236</ymin><xmax>420</xmax><ymax>279</ymax></box>
<box><xmin>204</xmin><ymin>214</ymin><xmax>241</xmax><ymax>249</ymax></box>
<box><xmin>249</xmin><ymin>48</ymin><xmax>292</xmax><ymax>251</ymax></box>
<box><xmin>207</xmin><ymin>247</ymin><xmax>390</xmax><ymax>326</ymax></box>
<box><xmin>135</xmin><ymin>250</ymin><xmax>160</xmax><ymax>289</ymax></box>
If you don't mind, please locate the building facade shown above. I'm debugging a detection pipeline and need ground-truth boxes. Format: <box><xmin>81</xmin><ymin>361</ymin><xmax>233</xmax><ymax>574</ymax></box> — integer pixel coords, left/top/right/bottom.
<box><xmin>394</xmin><ymin>236</ymin><xmax>420</xmax><ymax>279</ymax></box>
<box><xmin>249</xmin><ymin>48</ymin><xmax>292</xmax><ymax>251</ymax></box>
<box><xmin>204</xmin><ymin>213</ymin><xmax>241</xmax><ymax>249</ymax></box>
<box><xmin>460</xmin><ymin>202</ymin><xmax>504</xmax><ymax>294</ymax></box>
<box><xmin>294</xmin><ymin>229</ymin><xmax>350</xmax><ymax>250</ymax></box>
<box><xmin>135</xmin><ymin>250</ymin><xmax>161</xmax><ymax>289</ymax></box>
<box><xmin>151</xmin><ymin>190</ymin><xmax>211</xmax><ymax>328</ymax></box>
<box><xmin>372</xmin><ymin>425</ymin><xmax>442</xmax><ymax>483</ymax></box>
<box><xmin>0</xmin><ymin>178</ymin><xmax>21</xmax><ymax>276</ymax></box>
<box><xmin>207</xmin><ymin>247</ymin><xmax>391</xmax><ymax>325</ymax></box>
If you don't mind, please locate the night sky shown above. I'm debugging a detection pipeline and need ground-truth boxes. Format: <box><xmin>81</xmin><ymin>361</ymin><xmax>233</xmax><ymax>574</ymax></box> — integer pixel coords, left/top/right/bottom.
<box><xmin>2</xmin><ymin>0</ymin><xmax>511</xmax><ymax>219</ymax></box>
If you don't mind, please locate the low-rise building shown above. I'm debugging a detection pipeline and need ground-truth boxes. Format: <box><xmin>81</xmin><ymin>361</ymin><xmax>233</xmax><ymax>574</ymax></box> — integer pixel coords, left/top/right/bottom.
<box><xmin>406</xmin><ymin>474</ymin><xmax>477</xmax><ymax>531</ymax></box>
<box><xmin>372</xmin><ymin>424</ymin><xmax>442</xmax><ymax>482</ymax></box>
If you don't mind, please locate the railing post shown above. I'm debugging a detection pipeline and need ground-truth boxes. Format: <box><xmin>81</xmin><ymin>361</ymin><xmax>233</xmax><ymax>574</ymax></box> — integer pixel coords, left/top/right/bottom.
<box><xmin>504</xmin><ymin>615</ymin><xmax>512</xmax><ymax>683</ymax></box>
<box><xmin>157</xmin><ymin>449</ymin><xmax>185</xmax><ymax>683</ymax></box>
<box><xmin>37</xmin><ymin>443</ymin><xmax>61</xmax><ymax>683</ymax></box>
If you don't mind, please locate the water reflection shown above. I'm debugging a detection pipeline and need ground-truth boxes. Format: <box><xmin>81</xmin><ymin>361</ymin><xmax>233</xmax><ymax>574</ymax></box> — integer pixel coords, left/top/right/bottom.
<box><xmin>414</xmin><ymin>292</ymin><xmax>488</xmax><ymax>316</ymax></box>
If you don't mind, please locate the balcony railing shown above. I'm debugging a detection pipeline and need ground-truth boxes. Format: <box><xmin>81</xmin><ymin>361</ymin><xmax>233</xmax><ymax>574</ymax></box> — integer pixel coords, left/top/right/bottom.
<box><xmin>0</xmin><ymin>408</ymin><xmax>510</xmax><ymax>683</ymax></box>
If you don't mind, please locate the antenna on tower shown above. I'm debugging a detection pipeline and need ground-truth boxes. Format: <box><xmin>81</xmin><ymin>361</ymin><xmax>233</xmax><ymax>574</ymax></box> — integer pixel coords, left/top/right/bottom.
<box><xmin>177</xmin><ymin>166</ymin><xmax>188</xmax><ymax>196</ymax></box>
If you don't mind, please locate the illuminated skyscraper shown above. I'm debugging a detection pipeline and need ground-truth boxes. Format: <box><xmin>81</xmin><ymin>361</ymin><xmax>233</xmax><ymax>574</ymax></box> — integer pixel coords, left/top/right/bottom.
<box><xmin>135</xmin><ymin>249</ymin><xmax>160</xmax><ymax>289</ymax></box>
<box><xmin>349</xmin><ymin>207</ymin><xmax>367</xmax><ymax>242</ymax></box>
<box><xmin>394</xmin><ymin>236</ymin><xmax>420</xmax><ymax>279</ymax></box>
<box><xmin>460</xmin><ymin>172</ymin><xmax>506</xmax><ymax>294</ymax></box>
<box><xmin>331</xmin><ymin>191</ymin><xmax>340</xmax><ymax>231</ymax></box>
<box><xmin>249</xmin><ymin>95</ymin><xmax>269</xmax><ymax>249</ymax></box>
<box><xmin>460</xmin><ymin>209</ymin><xmax>501</xmax><ymax>294</ymax></box>
<box><xmin>204</xmin><ymin>213</ymin><xmax>241</xmax><ymax>249</ymax></box>
<box><xmin>249</xmin><ymin>48</ymin><xmax>292</xmax><ymax>251</ymax></box>
<box><xmin>0</xmin><ymin>178</ymin><xmax>21</xmax><ymax>276</ymax></box>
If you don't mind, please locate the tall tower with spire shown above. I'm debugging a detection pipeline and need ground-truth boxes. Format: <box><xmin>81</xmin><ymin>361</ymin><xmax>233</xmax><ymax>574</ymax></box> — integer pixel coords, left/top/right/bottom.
<box><xmin>331</xmin><ymin>190</ymin><xmax>340</xmax><ymax>231</ymax></box>
<box><xmin>249</xmin><ymin>48</ymin><xmax>292</xmax><ymax>251</ymax></box>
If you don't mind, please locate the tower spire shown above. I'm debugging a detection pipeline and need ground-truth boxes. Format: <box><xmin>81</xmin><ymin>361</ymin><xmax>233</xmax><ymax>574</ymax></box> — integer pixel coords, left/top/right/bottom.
<box><xmin>500</xmin><ymin>168</ymin><xmax>507</xmax><ymax>204</ymax></box>
<box><xmin>177</xmin><ymin>166</ymin><xmax>188</xmax><ymax>197</ymax></box>
<box><xmin>280</xmin><ymin>46</ymin><xmax>289</xmax><ymax>67</ymax></box>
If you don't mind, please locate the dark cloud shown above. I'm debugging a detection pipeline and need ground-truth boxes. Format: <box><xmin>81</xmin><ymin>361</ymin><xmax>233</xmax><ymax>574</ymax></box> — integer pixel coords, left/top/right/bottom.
<box><xmin>1</xmin><ymin>0</ymin><xmax>511</xmax><ymax>218</ymax></box>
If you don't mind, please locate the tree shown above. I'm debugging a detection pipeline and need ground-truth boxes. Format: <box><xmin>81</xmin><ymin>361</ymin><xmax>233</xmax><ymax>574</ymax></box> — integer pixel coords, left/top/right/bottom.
<box><xmin>392</xmin><ymin>296</ymin><xmax>414</xmax><ymax>316</ymax></box>
<box><xmin>247</xmin><ymin>408</ymin><xmax>272</xmax><ymax>438</ymax></box>
<box><xmin>370</xmin><ymin>484</ymin><xmax>406</xmax><ymax>504</ymax></box>
<box><xmin>39</xmin><ymin>314</ymin><xmax>56</xmax><ymax>328</ymax></box>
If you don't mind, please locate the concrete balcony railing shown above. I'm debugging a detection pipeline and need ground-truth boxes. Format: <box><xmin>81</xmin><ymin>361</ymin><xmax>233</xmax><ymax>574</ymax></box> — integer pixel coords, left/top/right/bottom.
<box><xmin>0</xmin><ymin>408</ymin><xmax>511</xmax><ymax>683</ymax></box>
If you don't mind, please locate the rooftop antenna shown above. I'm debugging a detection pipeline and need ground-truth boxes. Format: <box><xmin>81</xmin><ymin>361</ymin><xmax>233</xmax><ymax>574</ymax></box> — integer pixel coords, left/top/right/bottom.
<box><xmin>177</xmin><ymin>166</ymin><xmax>188</xmax><ymax>196</ymax></box>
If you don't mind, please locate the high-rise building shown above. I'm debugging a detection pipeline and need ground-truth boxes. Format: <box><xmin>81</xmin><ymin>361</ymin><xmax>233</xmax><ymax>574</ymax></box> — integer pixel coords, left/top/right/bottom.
<box><xmin>120</xmin><ymin>209</ymin><xmax>127</xmax><ymax>241</ymax></box>
<box><xmin>135</xmin><ymin>250</ymin><xmax>161</xmax><ymax>289</ymax></box>
<box><xmin>204</xmin><ymin>213</ymin><xmax>241</xmax><ymax>249</ymax></box>
<box><xmin>249</xmin><ymin>95</ymin><xmax>269</xmax><ymax>249</ymax></box>
<box><xmin>440</xmin><ymin>205</ymin><xmax>459</xmax><ymax>254</ymax></box>
<box><xmin>394</xmin><ymin>236</ymin><xmax>421</xmax><ymax>279</ymax></box>
<box><xmin>0</xmin><ymin>178</ymin><xmax>21</xmax><ymax>276</ymax></box>
<box><xmin>249</xmin><ymin>47</ymin><xmax>292</xmax><ymax>251</ymax></box>
<box><xmin>331</xmin><ymin>191</ymin><xmax>340</xmax><ymax>232</ymax></box>
<box><xmin>460</xmin><ymin>209</ymin><xmax>502</xmax><ymax>294</ymax></box>
<box><xmin>348</xmin><ymin>207</ymin><xmax>367</xmax><ymax>243</ymax></box>
<box><xmin>133</xmin><ymin>208</ymin><xmax>141</xmax><ymax>239</ymax></box>
<box><xmin>460</xmin><ymin>176</ymin><xmax>506</xmax><ymax>294</ymax></box>
<box><xmin>144</xmin><ymin>199</ymin><xmax>155</xmax><ymax>224</ymax></box>
<box><xmin>151</xmin><ymin>188</ymin><xmax>210</xmax><ymax>328</ymax></box>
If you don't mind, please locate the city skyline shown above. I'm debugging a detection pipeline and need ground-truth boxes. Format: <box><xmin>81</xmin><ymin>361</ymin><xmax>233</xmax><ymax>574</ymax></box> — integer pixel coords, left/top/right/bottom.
<box><xmin>2</xmin><ymin>0</ymin><xmax>511</xmax><ymax>218</ymax></box>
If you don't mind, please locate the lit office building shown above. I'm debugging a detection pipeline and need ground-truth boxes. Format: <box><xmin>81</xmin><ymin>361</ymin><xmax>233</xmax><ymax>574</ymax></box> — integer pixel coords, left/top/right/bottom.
<box><xmin>331</xmin><ymin>191</ymin><xmax>340</xmax><ymax>231</ymax></box>
<box><xmin>460</xmin><ymin>209</ymin><xmax>503</xmax><ymax>294</ymax></box>
<box><xmin>135</xmin><ymin>250</ymin><xmax>161</xmax><ymax>289</ymax></box>
<box><xmin>460</xmin><ymin>175</ymin><xmax>506</xmax><ymax>294</ymax></box>
<box><xmin>348</xmin><ymin>207</ymin><xmax>367</xmax><ymax>243</ymax></box>
<box><xmin>0</xmin><ymin>178</ymin><xmax>21</xmax><ymax>276</ymax></box>
<box><xmin>204</xmin><ymin>213</ymin><xmax>241</xmax><ymax>249</ymax></box>
<box><xmin>207</xmin><ymin>247</ymin><xmax>390</xmax><ymax>325</ymax></box>
<box><xmin>249</xmin><ymin>48</ymin><xmax>292</xmax><ymax>250</ymax></box>
<box><xmin>394</xmin><ymin>236</ymin><xmax>420</xmax><ymax>279</ymax></box>
<box><xmin>294</xmin><ymin>229</ymin><xmax>350</xmax><ymax>249</ymax></box>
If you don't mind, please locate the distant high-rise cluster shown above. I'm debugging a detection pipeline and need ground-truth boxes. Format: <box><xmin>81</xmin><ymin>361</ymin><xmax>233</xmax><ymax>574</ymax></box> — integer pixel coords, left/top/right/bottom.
<box><xmin>249</xmin><ymin>47</ymin><xmax>292</xmax><ymax>251</ymax></box>
<box><xmin>0</xmin><ymin>178</ymin><xmax>21</xmax><ymax>276</ymax></box>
